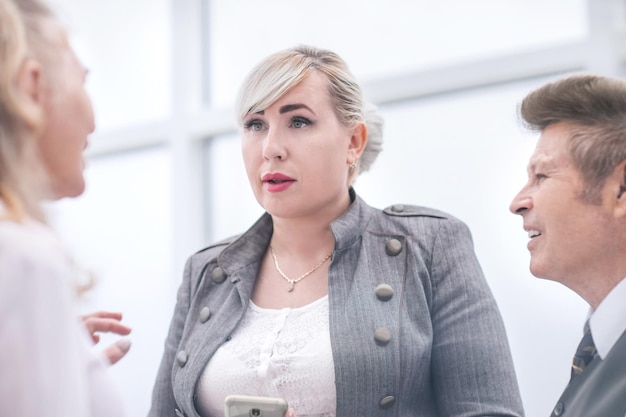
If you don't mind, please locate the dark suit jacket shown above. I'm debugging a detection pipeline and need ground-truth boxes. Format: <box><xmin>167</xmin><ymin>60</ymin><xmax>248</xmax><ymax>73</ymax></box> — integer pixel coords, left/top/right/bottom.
<box><xmin>148</xmin><ymin>191</ymin><xmax>523</xmax><ymax>417</ymax></box>
<box><xmin>550</xmin><ymin>330</ymin><xmax>626</xmax><ymax>417</ymax></box>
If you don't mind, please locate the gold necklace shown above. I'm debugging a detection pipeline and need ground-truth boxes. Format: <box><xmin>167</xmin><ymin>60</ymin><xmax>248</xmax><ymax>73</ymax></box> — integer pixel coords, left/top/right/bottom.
<box><xmin>269</xmin><ymin>246</ymin><xmax>332</xmax><ymax>292</ymax></box>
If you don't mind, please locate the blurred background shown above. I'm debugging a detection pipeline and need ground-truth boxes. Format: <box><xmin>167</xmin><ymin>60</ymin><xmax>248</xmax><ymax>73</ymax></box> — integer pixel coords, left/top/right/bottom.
<box><xmin>44</xmin><ymin>0</ymin><xmax>625</xmax><ymax>416</ymax></box>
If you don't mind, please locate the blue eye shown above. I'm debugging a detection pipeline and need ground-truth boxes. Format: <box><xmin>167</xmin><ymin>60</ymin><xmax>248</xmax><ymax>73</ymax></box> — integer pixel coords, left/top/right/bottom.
<box><xmin>290</xmin><ymin>117</ymin><xmax>310</xmax><ymax>129</ymax></box>
<box><xmin>244</xmin><ymin>119</ymin><xmax>264</xmax><ymax>131</ymax></box>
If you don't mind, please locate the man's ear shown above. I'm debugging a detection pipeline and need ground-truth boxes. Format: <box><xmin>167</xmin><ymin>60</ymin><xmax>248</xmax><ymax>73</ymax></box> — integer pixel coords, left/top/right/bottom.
<box><xmin>614</xmin><ymin>160</ymin><xmax>626</xmax><ymax>218</ymax></box>
<box><xmin>348</xmin><ymin>122</ymin><xmax>367</xmax><ymax>161</ymax></box>
<box><xmin>617</xmin><ymin>161</ymin><xmax>626</xmax><ymax>198</ymax></box>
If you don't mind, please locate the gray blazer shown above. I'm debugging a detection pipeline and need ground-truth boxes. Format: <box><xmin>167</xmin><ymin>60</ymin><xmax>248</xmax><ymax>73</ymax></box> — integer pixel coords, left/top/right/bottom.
<box><xmin>149</xmin><ymin>190</ymin><xmax>524</xmax><ymax>417</ymax></box>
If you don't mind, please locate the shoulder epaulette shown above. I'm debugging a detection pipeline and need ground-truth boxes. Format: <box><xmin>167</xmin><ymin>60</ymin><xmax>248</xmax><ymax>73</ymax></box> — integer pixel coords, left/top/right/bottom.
<box><xmin>382</xmin><ymin>204</ymin><xmax>448</xmax><ymax>219</ymax></box>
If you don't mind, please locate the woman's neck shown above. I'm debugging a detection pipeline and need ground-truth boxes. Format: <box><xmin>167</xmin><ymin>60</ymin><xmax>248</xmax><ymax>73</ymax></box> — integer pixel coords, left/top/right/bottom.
<box><xmin>268</xmin><ymin>187</ymin><xmax>352</xmax><ymax>256</ymax></box>
<box><xmin>270</xmin><ymin>217</ymin><xmax>336</xmax><ymax>257</ymax></box>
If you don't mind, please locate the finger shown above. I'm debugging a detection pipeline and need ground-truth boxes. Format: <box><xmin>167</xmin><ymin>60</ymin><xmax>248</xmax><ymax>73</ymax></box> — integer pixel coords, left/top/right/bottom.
<box><xmin>83</xmin><ymin>318</ymin><xmax>132</xmax><ymax>336</ymax></box>
<box><xmin>81</xmin><ymin>311</ymin><xmax>123</xmax><ymax>321</ymax></box>
<box><xmin>285</xmin><ymin>408</ymin><xmax>297</xmax><ymax>417</ymax></box>
<box><xmin>102</xmin><ymin>338</ymin><xmax>132</xmax><ymax>366</ymax></box>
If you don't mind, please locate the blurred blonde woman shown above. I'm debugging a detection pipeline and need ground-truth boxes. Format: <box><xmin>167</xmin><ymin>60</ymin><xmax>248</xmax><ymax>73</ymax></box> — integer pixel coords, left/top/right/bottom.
<box><xmin>0</xmin><ymin>0</ymin><xmax>128</xmax><ymax>415</ymax></box>
<box><xmin>150</xmin><ymin>45</ymin><xmax>523</xmax><ymax>417</ymax></box>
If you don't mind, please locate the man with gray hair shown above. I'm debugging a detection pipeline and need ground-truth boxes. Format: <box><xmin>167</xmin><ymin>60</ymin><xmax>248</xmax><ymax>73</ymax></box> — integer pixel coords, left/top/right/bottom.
<box><xmin>510</xmin><ymin>73</ymin><xmax>626</xmax><ymax>417</ymax></box>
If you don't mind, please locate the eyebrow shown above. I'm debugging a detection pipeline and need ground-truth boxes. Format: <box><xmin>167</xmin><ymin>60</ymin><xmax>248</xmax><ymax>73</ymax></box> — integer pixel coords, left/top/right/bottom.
<box><xmin>528</xmin><ymin>156</ymin><xmax>556</xmax><ymax>172</ymax></box>
<box><xmin>250</xmin><ymin>103</ymin><xmax>315</xmax><ymax>116</ymax></box>
<box><xmin>279</xmin><ymin>103</ymin><xmax>314</xmax><ymax>114</ymax></box>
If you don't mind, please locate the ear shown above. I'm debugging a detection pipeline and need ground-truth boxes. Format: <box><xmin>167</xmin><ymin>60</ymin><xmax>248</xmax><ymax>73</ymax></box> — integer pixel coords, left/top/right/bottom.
<box><xmin>16</xmin><ymin>58</ymin><xmax>43</xmax><ymax>106</ymax></box>
<box><xmin>613</xmin><ymin>159</ymin><xmax>626</xmax><ymax>218</ymax></box>
<box><xmin>12</xmin><ymin>59</ymin><xmax>45</xmax><ymax>131</ymax></box>
<box><xmin>347</xmin><ymin>121</ymin><xmax>367</xmax><ymax>161</ymax></box>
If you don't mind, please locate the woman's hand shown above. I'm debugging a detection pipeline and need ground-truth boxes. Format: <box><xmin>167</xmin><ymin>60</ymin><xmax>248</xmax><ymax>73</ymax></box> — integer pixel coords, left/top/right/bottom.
<box><xmin>81</xmin><ymin>311</ymin><xmax>132</xmax><ymax>365</ymax></box>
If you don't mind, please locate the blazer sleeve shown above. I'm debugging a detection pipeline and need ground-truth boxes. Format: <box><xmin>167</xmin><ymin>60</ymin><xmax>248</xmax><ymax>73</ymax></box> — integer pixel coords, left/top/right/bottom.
<box><xmin>148</xmin><ymin>256</ymin><xmax>194</xmax><ymax>417</ymax></box>
<box><xmin>428</xmin><ymin>217</ymin><xmax>524</xmax><ymax>417</ymax></box>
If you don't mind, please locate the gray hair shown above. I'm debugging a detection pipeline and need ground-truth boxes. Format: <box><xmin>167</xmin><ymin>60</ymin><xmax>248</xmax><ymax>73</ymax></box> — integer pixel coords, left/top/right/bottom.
<box><xmin>520</xmin><ymin>73</ymin><xmax>626</xmax><ymax>202</ymax></box>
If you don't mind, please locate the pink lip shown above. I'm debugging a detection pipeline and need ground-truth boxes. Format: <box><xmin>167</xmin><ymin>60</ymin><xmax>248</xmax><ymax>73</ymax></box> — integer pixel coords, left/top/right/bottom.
<box><xmin>262</xmin><ymin>173</ymin><xmax>296</xmax><ymax>193</ymax></box>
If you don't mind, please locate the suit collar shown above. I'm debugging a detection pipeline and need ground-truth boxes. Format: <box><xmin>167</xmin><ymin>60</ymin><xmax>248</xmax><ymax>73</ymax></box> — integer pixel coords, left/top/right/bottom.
<box><xmin>589</xmin><ymin>275</ymin><xmax>626</xmax><ymax>359</ymax></box>
<box><xmin>217</xmin><ymin>187</ymin><xmax>371</xmax><ymax>276</ymax></box>
<box><xmin>330</xmin><ymin>187</ymin><xmax>371</xmax><ymax>251</ymax></box>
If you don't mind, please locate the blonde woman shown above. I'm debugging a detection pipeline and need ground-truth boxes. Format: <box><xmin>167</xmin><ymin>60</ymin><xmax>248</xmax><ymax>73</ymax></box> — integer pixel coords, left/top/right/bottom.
<box><xmin>0</xmin><ymin>0</ymin><xmax>128</xmax><ymax>415</ymax></box>
<box><xmin>150</xmin><ymin>45</ymin><xmax>523</xmax><ymax>417</ymax></box>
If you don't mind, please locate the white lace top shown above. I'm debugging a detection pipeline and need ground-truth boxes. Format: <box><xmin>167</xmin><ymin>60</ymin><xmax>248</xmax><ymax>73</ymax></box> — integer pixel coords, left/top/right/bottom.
<box><xmin>195</xmin><ymin>295</ymin><xmax>336</xmax><ymax>417</ymax></box>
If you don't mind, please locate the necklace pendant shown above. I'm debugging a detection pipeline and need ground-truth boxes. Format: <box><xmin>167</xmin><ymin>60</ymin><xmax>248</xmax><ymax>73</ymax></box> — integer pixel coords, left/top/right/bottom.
<box><xmin>270</xmin><ymin>246</ymin><xmax>331</xmax><ymax>294</ymax></box>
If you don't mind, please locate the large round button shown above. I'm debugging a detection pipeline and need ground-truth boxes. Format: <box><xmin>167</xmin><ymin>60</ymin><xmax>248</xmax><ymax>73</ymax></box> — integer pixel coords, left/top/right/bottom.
<box><xmin>390</xmin><ymin>204</ymin><xmax>405</xmax><ymax>213</ymax></box>
<box><xmin>374</xmin><ymin>327</ymin><xmax>392</xmax><ymax>346</ymax></box>
<box><xmin>553</xmin><ymin>402</ymin><xmax>564</xmax><ymax>416</ymax></box>
<box><xmin>385</xmin><ymin>239</ymin><xmax>402</xmax><ymax>256</ymax></box>
<box><xmin>212</xmin><ymin>267</ymin><xmax>226</xmax><ymax>283</ymax></box>
<box><xmin>379</xmin><ymin>396</ymin><xmax>396</xmax><ymax>409</ymax></box>
<box><xmin>176</xmin><ymin>351</ymin><xmax>188</xmax><ymax>367</ymax></box>
<box><xmin>375</xmin><ymin>284</ymin><xmax>394</xmax><ymax>301</ymax></box>
<box><xmin>199</xmin><ymin>307</ymin><xmax>211</xmax><ymax>323</ymax></box>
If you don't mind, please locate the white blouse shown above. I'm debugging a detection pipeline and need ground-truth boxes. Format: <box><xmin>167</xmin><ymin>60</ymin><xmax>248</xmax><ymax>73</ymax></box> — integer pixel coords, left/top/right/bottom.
<box><xmin>195</xmin><ymin>296</ymin><xmax>336</xmax><ymax>417</ymax></box>
<box><xmin>0</xmin><ymin>212</ymin><xmax>125</xmax><ymax>417</ymax></box>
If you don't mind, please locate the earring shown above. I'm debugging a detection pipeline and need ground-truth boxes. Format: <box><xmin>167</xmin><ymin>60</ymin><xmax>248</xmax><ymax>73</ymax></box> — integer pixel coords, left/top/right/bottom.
<box><xmin>348</xmin><ymin>160</ymin><xmax>357</xmax><ymax>170</ymax></box>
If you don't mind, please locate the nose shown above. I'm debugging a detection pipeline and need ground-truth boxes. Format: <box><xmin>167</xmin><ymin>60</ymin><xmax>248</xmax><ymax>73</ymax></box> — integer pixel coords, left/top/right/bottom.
<box><xmin>509</xmin><ymin>185</ymin><xmax>532</xmax><ymax>215</ymax></box>
<box><xmin>262</xmin><ymin>126</ymin><xmax>287</xmax><ymax>161</ymax></box>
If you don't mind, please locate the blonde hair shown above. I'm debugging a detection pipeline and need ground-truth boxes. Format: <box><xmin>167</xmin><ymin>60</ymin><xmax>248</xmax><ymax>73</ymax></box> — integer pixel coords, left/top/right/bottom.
<box><xmin>236</xmin><ymin>45</ymin><xmax>383</xmax><ymax>185</ymax></box>
<box><xmin>0</xmin><ymin>0</ymin><xmax>53</xmax><ymax>221</ymax></box>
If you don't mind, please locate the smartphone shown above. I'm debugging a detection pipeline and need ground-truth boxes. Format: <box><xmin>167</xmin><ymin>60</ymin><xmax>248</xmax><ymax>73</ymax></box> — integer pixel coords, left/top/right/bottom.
<box><xmin>224</xmin><ymin>395</ymin><xmax>288</xmax><ymax>417</ymax></box>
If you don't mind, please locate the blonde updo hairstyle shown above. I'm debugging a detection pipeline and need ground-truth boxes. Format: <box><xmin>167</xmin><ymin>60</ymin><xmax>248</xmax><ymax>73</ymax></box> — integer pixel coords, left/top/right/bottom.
<box><xmin>0</xmin><ymin>0</ymin><xmax>54</xmax><ymax>221</ymax></box>
<box><xmin>236</xmin><ymin>45</ymin><xmax>383</xmax><ymax>186</ymax></box>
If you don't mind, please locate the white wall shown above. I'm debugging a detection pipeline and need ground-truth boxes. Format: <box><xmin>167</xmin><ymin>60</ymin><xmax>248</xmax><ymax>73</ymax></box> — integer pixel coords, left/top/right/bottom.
<box><xmin>49</xmin><ymin>148</ymin><xmax>174</xmax><ymax>417</ymax></box>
